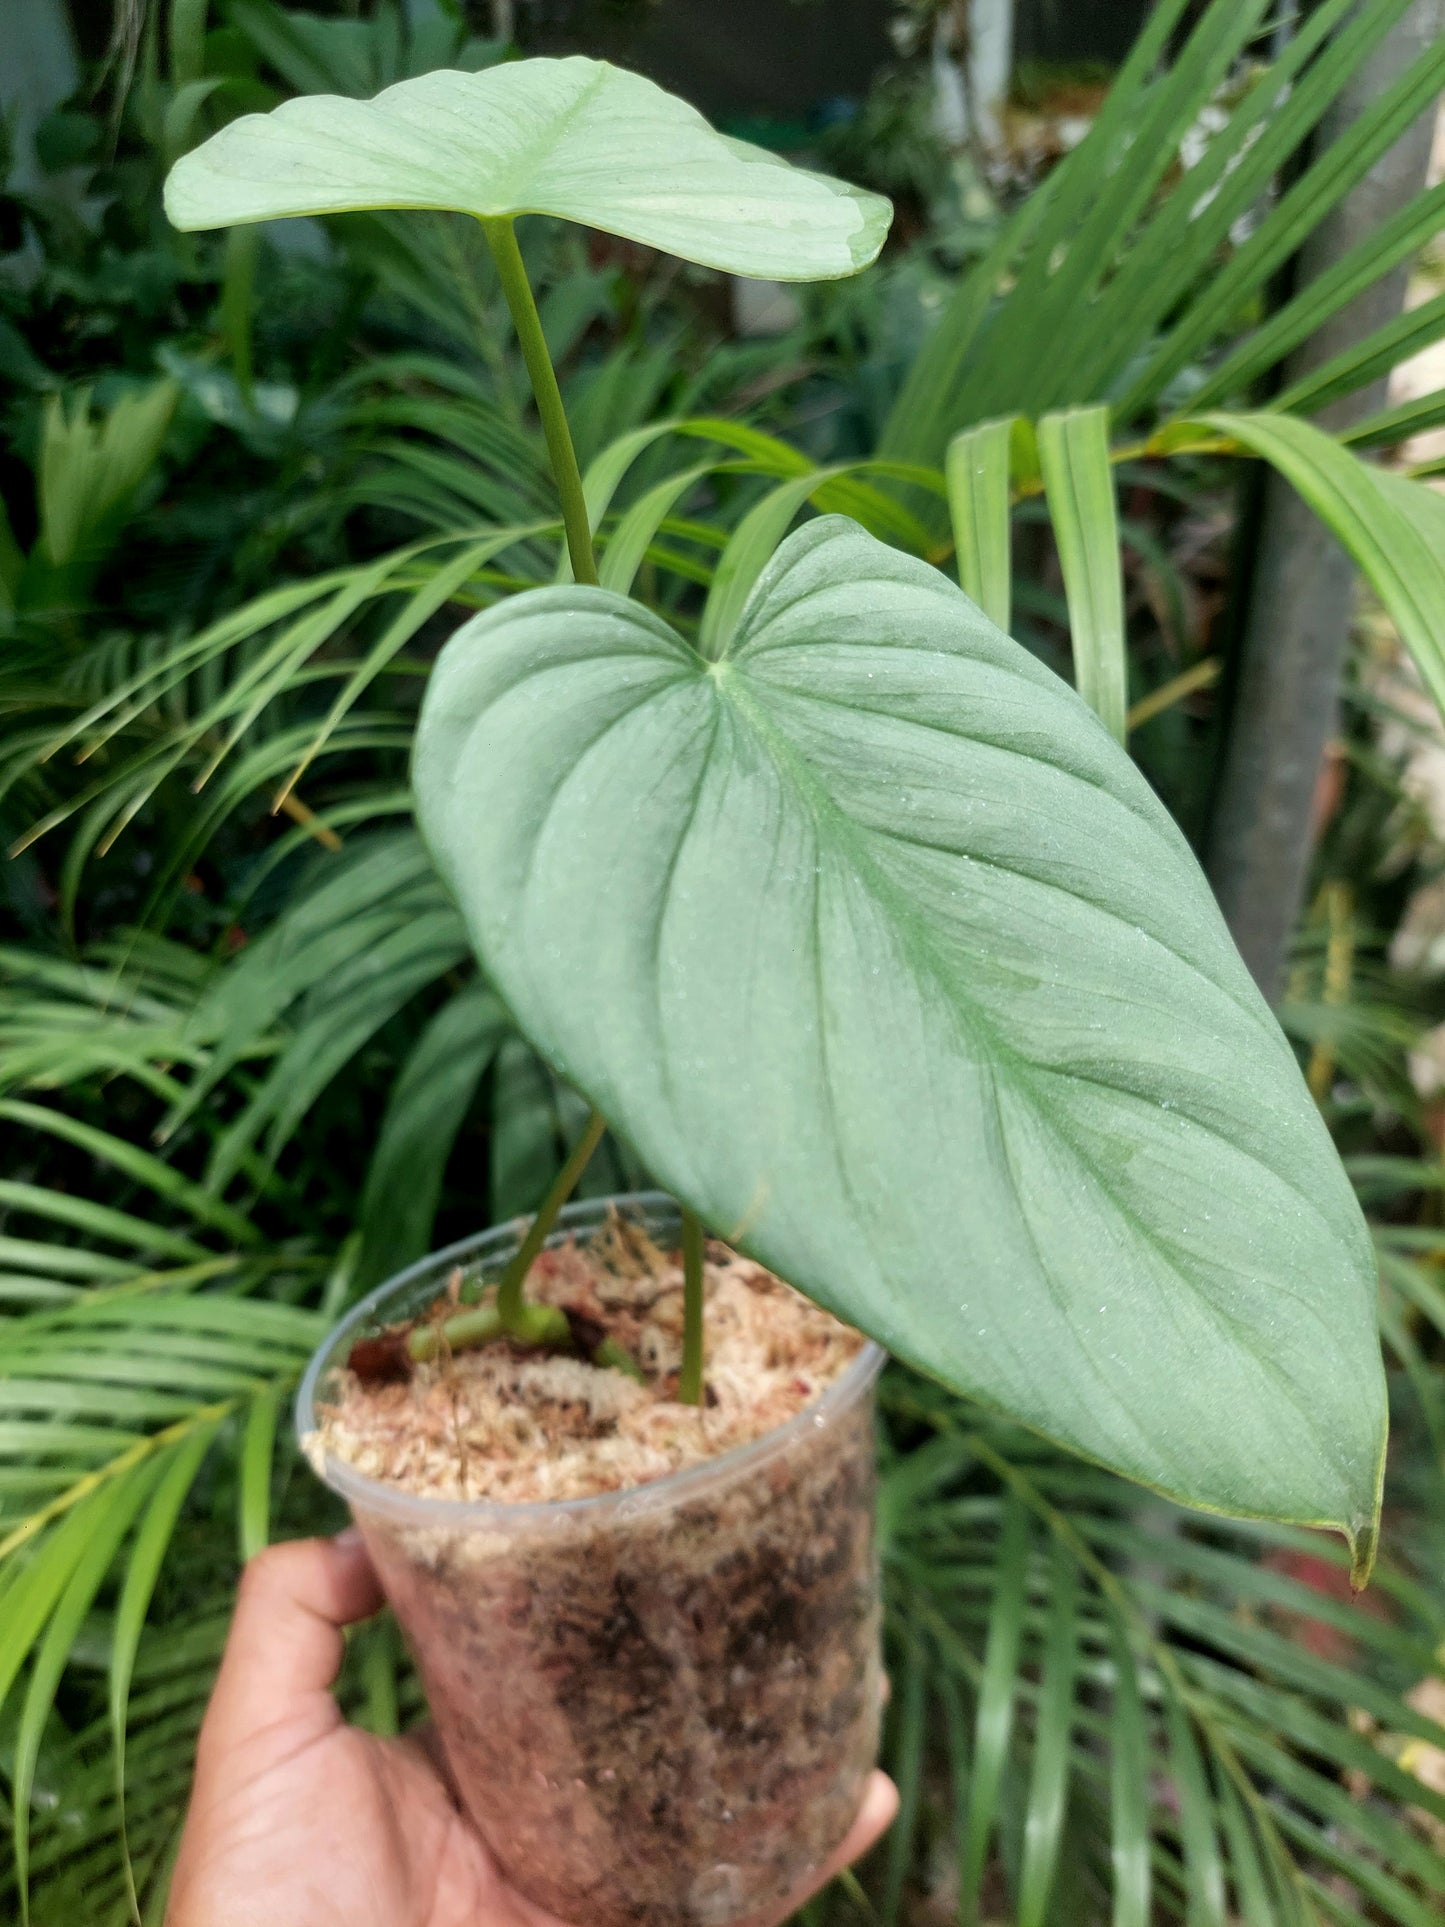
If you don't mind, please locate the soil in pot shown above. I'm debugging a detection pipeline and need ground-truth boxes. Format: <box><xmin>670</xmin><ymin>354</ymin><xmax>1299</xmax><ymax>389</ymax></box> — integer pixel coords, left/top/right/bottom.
<box><xmin>305</xmin><ymin>1211</ymin><xmax>883</xmax><ymax>1927</ymax></box>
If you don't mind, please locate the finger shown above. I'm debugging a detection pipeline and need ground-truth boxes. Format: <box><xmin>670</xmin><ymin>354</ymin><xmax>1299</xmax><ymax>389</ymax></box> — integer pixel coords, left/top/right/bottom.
<box><xmin>753</xmin><ymin>1771</ymin><xmax>899</xmax><ymax>1927</ymax></box>
<box><xmin>200</xmin><ymin>1532</ymin><xmax>384</xmax><ymax>1758</ymax></box>
<box><xmin>813</xmin><ymin>1772</ymin><xmax>899</xmax><ymax>1883</ymax></box>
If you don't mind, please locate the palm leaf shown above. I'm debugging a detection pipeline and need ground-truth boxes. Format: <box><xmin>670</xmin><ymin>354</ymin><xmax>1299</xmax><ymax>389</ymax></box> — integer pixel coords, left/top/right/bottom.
<box><xmin>0</xmin><ymin>1246</ymin><xmax>323</xmax><ymax>1918</ymax></box>
<box><xmin>945</xmin><ymin>417</ymin><xmax>1018</xmax><ymax>631</ymax></box>
<box><xmin>1037</xmin><ymin>408</ymin><xmax>1128</xmax><ymax>741</ymax></box>
<box><xmin>881</xmin><ymin>1376</ymin><xmax>1445</xmax><ymax>1927</ymax></box>
<box><xmin>884</xmin><ymin>0</ymin><xmax>1445</xmax><ymax>463</ymax></box>
<box><xmin>1193</xmin><ymin>413</ymin><xmax>1445</xmax><ymax>716</ymax></box>
<box><xmin>356</xmin><ymin>979</ymin><xmax>510</xmax><ymax>1288</ymax></box>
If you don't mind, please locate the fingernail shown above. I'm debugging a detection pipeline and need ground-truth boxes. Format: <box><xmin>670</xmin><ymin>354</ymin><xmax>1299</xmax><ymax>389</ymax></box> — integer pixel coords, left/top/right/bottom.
<box><xmin>333</xmin><ymin>1525</ymin><xmax>364</xmax><ymax>1552</ymax></box>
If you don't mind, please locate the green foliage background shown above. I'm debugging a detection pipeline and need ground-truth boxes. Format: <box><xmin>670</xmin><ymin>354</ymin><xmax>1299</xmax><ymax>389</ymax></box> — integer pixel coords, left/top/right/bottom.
<box><xmin>5</xmin><ymin>2</ymin><xmax>1445</xmax><ymax>1921</ymax></box>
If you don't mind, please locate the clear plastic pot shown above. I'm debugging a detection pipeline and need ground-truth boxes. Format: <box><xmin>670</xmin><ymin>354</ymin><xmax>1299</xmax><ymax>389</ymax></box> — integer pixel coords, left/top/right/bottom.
<box><xmin>297</xmin><ymin>1192</ymin><xmax>885</xmax><ymax>1927</ymax></box>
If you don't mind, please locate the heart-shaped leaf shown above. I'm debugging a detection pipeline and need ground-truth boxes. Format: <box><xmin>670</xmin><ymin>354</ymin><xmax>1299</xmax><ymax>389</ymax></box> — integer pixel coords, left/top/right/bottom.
<box><xmin>164</xmin><ymin>56</ymin><xmax>891</xmax><ymax>280</ymax></box>
<box><xmin>414</xmin><ymin>516</ymin><xmax>1386</xmax><ymax>1561</ymax></box>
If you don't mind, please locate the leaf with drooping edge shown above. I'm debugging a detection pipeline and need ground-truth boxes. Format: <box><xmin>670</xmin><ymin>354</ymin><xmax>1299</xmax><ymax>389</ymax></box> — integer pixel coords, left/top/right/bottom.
<box><xmin>1191</xmin><ymin>410</ymin><xmax>1445</xmax><ymax>725</ymax></box>
<box><xmin>413</xmin><ymin>514</ymin><xmax>1387</xmax><ymax>1576</ymax></box>
<box><xmin>164</xmin><ymin>56</ymin><xmax>891</xmax><ymax>281</ymax></box>
<box><xmin>1038</xmin><ymin>406</ymin><xmax>1128</xmax><ymax>743</ymax></box>
<box><xmin>945</xmin><ymin>417</ymin><xmax>1017</xmax><ymax>632</ymax></box>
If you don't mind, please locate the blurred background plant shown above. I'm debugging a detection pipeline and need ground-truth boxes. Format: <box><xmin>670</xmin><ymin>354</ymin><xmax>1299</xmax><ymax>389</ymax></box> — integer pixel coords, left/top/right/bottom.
<box><xmin>5</xmin><ymin>1</ymin><xmax>1445</xmax><ymax>1922</ymax></box>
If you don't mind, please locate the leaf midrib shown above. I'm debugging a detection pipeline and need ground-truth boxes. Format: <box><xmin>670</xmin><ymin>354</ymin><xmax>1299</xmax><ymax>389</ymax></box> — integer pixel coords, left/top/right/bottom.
<box><xmin>712</xmin><ymin>660</ymin><xmax>1353</xmax><ymax>1305</ymax></box>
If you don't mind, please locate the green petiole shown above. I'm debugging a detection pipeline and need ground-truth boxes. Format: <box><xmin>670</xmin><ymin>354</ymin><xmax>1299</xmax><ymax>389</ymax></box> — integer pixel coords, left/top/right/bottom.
<box><xmin>494</xmin><ymin>1108</ymin><xmax>609</xmax><ymax>1328</ymax></box>
<box><xmin>471</xmin><ymin>221</ymin><xmax>709</xmax><ymax>1403</ymax></box>
<box><xmin>481</xmin><ymin>215</ymin><xmax>599</xmax><ymax>587</ymax></box>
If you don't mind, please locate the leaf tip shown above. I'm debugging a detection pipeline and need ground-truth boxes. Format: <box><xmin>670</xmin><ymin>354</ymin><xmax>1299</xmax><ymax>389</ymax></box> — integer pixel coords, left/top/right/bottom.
<box><xmin>161</xmin><ymin>160</ymin><xmax>203</xmax><ymax>234</ymax></box>
<box><xmin>1348</xmin><ymin>1401</ymin><xmax>1389</xmax><ymax>1591</ymax></box>
<box><xmin>825</xmin><ymin>188</ymin><xmax>893</xmax><ymax>279</ymax></box>
<box><xmin>1348</xmin><ymin>1518</ymin><xmax>1379</xmax><ymax>1593</ymax></box>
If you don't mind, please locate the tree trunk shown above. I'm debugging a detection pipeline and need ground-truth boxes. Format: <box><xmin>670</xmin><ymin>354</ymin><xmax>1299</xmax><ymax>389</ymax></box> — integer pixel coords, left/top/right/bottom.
<box><xmin>1205</xmin><ymin>0</ymin><xmax>1442</xmax><ymax>1002</ymax></box>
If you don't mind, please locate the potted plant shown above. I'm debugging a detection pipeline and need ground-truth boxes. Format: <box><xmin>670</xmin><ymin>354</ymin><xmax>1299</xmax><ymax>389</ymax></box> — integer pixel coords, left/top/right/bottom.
<box><xmin>167</xmin><ymin>53</ymin><xmax>1387</xmax><ymax>1927</ymax></box>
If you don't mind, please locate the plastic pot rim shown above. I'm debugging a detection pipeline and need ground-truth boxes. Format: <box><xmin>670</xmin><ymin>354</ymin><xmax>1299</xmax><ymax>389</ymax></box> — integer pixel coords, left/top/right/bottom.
<box><xmin>296</xmin><ymin>1188</ymin><xmax>887</xmax><ymax>1532</ymax></box>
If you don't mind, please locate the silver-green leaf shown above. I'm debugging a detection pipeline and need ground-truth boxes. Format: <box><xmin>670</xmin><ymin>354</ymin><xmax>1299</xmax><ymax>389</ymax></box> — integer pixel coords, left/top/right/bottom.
<box><xmin>413</xmin><ymin>515</ymin><xmax>1386</xmax><ymax>1563</ymax></box>
<box><xmin>164</xmin><ymin>56</ymin><xmax>891</xmax><ymax>281</ymax></box>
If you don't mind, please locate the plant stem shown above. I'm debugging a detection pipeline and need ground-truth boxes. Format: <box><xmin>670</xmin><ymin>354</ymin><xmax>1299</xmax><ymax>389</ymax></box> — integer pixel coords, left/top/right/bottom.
<box><xmin>408</xmin><ymin>1298</ymin><xmax>569</xmax><ymax>1363</ymax></box>
<box><xmin>481</xmin><ymin>216</ymin><xmax>599</xmax><ymax>587</ymax></box>
<box><xmin>466</xmin><ymin>224</ymin><xmax>628</xmax><ymax>1352</ymax></box>
<box><xmin>494</xmin><ymin>1107</ymin><xmax>608</xmax><ymax>1326</ymax></box>
<box><xmin>678</xmin><ymin>1207</ymin><xmax>706</xmax><ymax>1406</ymax></box>
<box><xmin>410</xmin><ymin>1303</ymin><xmax>501</xmax><ymax>1361</ymax></box>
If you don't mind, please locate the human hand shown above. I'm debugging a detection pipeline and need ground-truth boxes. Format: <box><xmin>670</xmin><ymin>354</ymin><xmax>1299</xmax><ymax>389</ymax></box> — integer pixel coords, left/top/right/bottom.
<box><xmin>167</xmin><ymin>1531</ymin><xmax>898</xmax><ymax>1927</ymax></box>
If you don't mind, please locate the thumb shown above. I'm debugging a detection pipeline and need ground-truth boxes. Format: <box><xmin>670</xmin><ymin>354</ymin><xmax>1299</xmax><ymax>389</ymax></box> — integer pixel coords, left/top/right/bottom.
<box><xmin>197</xmin><ymin>1531</ymin><xmax>383</xmax><ymax>1772</ymax></box>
